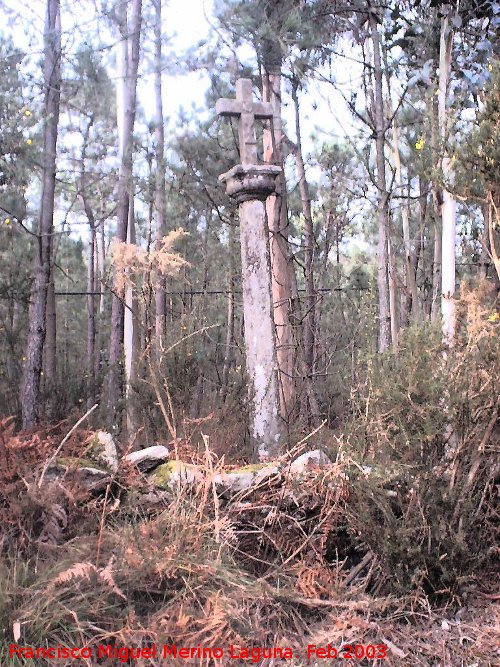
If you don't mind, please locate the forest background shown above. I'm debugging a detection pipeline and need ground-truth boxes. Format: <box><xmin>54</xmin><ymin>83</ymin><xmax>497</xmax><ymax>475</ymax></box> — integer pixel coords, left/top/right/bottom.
<box><xmin>0</xmin><ymin>0</ymin><xmax>499</xmax><ymax>665</ymax></box>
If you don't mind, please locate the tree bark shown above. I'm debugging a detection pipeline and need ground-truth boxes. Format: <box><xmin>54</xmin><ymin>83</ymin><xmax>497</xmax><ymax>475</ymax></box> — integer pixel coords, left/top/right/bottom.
<box><xmin>289</xmin><ymin>81</ymin><xmax>320</xmax><ymax>424</ymax></box>
<box><xmin>20</xmin><ymin>0</ymin><xmax>61</xmax><ymax>429</ymax></box>
<box><xmin>387</xmin><ymin>236</ymin><xmax>398</xmax><ymax>348</ymax></box>
<box><xmin>369</xmin><ymin>9</ymin><xmax>391</xmax><ymax>352</ymax></box>
<box><xmin>220</xmin><ymin>222</ymin><xmax>236</xmax><ymax>402</ymax></box>
<box><xmin>438</xmin><ymin>14</ymin><xmax>456</xmax><ymax>346</ymax></box>
<box><xmin>124</xmin><ymin>197</ymin><xmax>140</xmax><ymax>437</ymax></box>
<box><xmin>291</xmin><ymin>81</ymin><xmax>315</xmax><ymax>377</ymax></box>
<box><xmin>154</xmin><ymin>0</ymin><xmax>167</xmax><ymax>355</ymax></box>
<box><xmin>313</xmin><ymin>209</ymin><xmax>335</xmax><ymax>372</ymax></box>
<box><xmin>87</xmin><ymin>225</ymin><xmax>96</xmax><ymax>409</ymax></box>
<box><xmin>487</xmin><ymin>197</ymin><xmax>500</xmax><ymax>283</ymax></box>
<box><xmin>44</xmin><ymin>271</ymin><xmax>57</xmax><ymax>396</ymax></box>
<box><xmin>262</xmin><ymin>70</ymin><xmax>297</xmax><ymax>424</ymax></box>
<box><xmin>107</xmin><ymin>0</ymin><xmax>142</xmax><ymax>430</ymax></box>
<box><xmin>391</xmin><ymin>118</ymin><xmax>420</xmax><ymax>323</ymax></box>
<box><xmin>79</xmin><ymin>116</ymin><xmax>97</xmax><ymax>410</ymax></box>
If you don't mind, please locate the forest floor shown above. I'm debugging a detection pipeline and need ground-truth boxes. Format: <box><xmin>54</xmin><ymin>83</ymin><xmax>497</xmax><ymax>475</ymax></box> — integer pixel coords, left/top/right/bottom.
<box><xmin>0</xmin><ymin>416</ymin><xmax>498</xmax><ymax>667</ymax></box>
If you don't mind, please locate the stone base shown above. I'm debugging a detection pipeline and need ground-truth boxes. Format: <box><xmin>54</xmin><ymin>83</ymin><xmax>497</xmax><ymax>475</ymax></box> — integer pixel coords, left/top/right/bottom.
<box><xmin>219</xmin><ymin>164</ymin><xmax>282</xmax><ymax>203</ymax></box>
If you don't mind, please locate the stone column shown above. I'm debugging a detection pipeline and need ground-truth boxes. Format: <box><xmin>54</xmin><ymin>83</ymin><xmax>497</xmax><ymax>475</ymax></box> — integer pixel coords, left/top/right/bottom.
<box><xmin>219</xmin><ymin>165</ymin><xmax>284</xmax><ymax>460</ymax></box>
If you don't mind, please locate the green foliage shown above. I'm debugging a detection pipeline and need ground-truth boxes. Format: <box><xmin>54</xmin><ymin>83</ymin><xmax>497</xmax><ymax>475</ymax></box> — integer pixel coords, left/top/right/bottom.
<box><xmin>351</xmin><ymin>324</ymin><xmax>448</xmax><ymax>464</ymax></box>
<box><xmin>344</xmin><ymin>288</ymin><xmax>499</xmax><ymax>595</ymax></box>
<box><xmin>0</xmin><ymin>38</ymin><xmax>35</xmax><ymax>219</ymax></box>
<box><xmin>458</xmin><ymin>60</ymin><xmax>500</xmax><ymax>203</ymax></box>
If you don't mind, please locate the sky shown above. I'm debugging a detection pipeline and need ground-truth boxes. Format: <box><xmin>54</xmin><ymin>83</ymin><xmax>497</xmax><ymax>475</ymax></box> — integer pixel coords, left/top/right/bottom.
<box><xmin>1</xmin><ymin>0</ymin><xmax>363</xmax><ymax>167</ymax></box>
<box><xmin>0</xmin><ymin>0</ymin><xmax>369</xmax><ymax>249</ymax></box>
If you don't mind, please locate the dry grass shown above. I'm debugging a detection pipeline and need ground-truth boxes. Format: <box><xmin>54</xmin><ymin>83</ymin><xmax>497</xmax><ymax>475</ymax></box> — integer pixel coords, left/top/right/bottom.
<box><xmin>0</xmin><ymin>284</ymin><xmax>499</xmax><ymax>666</ymax></box>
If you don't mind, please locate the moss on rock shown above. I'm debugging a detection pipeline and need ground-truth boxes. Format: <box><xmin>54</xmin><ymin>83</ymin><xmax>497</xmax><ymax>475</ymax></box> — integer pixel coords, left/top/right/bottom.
<box><xmin>150</xmin><ymin>460</ymin><xmax>203</xmax><ymax>489</ymax></box>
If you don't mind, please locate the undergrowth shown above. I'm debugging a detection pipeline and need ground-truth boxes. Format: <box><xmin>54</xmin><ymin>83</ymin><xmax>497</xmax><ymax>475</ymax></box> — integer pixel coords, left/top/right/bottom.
<box><xmin>0</xmin><ymin>284</ymin><xmax>498</xmax><ymax>666</ymax></box>
<box><xmin>343</xmin><ymin>281</ymin><xmax>499</xmax><ymax>597</ymax></box>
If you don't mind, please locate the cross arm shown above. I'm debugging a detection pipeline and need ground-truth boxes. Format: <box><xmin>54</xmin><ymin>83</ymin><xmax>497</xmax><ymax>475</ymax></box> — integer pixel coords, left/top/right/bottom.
<box><xmin>216</xmin><ymin>98</ymin><xmax>241</xmax><ymax>117</ymax></box>
<box><xmin>216</xmin><ymin>98</ymin><xmax>274</xmax><ymax>119</ymax></box>
<box><xmin>253</xmin><ymin>101</ymin><xmax>274</xmax><ymax>119</ymax></box>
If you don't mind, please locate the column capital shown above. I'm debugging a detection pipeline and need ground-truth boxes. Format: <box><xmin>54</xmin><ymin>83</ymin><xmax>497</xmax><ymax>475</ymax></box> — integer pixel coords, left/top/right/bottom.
<box><xmin>219</xmin><ymin>164</ymin><xmax>282</xmax><ymax>204</ymax></box>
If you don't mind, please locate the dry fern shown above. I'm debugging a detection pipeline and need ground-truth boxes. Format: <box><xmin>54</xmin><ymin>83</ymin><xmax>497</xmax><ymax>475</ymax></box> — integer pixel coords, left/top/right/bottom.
<box><xmin>51</xmin><ymin>557</ymin><xmax>126</xmax><ymax>600</ymax></box>
<box><xmin>52</xmin><ymin>561</ymin><xmax>96</xmax><ymax>586</ymax></box>
<box><xmin>38</xmin><ymin>503</ymin><xmax>67</xmax><ymax>546</ymax></box>
<box><xmin>110</xmin><ymin>229</ymin><xmax>189</xmax><ymax>294</ymax></box>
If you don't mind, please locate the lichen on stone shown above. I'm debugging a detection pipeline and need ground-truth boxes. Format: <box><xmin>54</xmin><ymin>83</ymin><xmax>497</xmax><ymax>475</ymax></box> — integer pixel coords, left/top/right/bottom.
<box><xmin>85</xmin><ymin>431</ymin><xmax>119</xmax><ymax>472</ymax></box>
<box><xmin>150</xmin><ymin>460</ymin><xmax>203</xmax><ymax>489</ymax></box>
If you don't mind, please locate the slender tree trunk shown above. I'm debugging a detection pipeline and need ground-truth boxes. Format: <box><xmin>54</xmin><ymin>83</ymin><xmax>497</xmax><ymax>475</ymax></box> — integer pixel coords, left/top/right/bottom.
<box><xmin>486</xmin><ymin>198</ymin><xmax>500</xmax><ymax>284</ymax></box>
<box><xmin>438</xmin><ymin>15</ymin><xmax>456</xmax><ymax>346</ymax></box>
<box><xmin>107</xmin><ymin>0</ymin><xmax>142</xmax><ymax>429</ymax></box>
<box><xmin>416</xmin><ymin>176</ymin><xmax>428</xmax><ymax>317</ymax></box>
<box><xmin>220</xmin><ymin>223</ymin><xmax>236</xmax><ymax>402</ymax></box>
<box><xmin>391</xmin><ymin>121</ymin><xmax>420</xmax><ymax>323</ymax></box>
<box><xmin>154</xmin><ymin>0</ymin><xmax>167</xmax><ymax>355</ymax></box>
<box><xmin>124</xmin><ymin>197</ymin><xmax>140</xmax><ymax>437</ymax></box>
<box><xmin>289</xmin><ymin>81</ymin><xmax>320</xmax><ymax>424</ymax></box>
<box><xmin>383</xmin><ymin>44</ymin><xmax>419</xmax><ymax>327</ymax></box>
<box><xmin>93</xmin><ymin>189</ymin><xmax>106</xmax><ymax>386</ymax></box>
<box><xmin>6</xmin><ymin>225</ymin><xmax>18</xmax><ymax>396</ymax></box>
<box><xmin>387</xmin><ymin>237</ymin><xmax>398</xmax><ymax>348</ymax></box>
<box><xmin>44</xmin><ymin>271</ymin><xmax>57</xmax><ymax>393</ymax></box>
<box><xmin>291</xmin><ymin>81</ymin><xmax>315</xmax><ymax>376</ymax></box>
<box><xmin>431</xmin><ymin>216</ymin><xmax>442</xmax><ymax>320</ymax></box>
<box><xmin>87</xmin><ymin>227</ymin><xmax>96</xmax><ymax>409</ymax></box>
<box><xmin>99</xmin><ymin>191</ymin><xmax>106</xmax><ymax>317</ymax></box>
<box><xmin>20</xmin><ymin>0</ymin><xmax>61</xmax><ymax>429</ymax></box>
<box><xmin>427</xmin><ymin>83</ymin><xmax>440</xmax><ymax>319</ymax></box>
<box><xmin>79</xmin><ymin>116</ymin><xmax>97</xmax><ymax>409</ymax></box>
<box><xmin>313</xmin><ymin>209</ymin><xmax>335</xmax><ymax>373</ymax></box>
<box><xmin>262</xmin><ymin>69</ymin><xmax>297</xmax><ymax>424</ymax></box>
<box><xmin>369</xmin><ymin>9</ymin><xmax>391</xmax><ymax>352</ymax></box>
<box><xmin>479</xmin><ymin>204</ymin><xmax>489</xmax><ymax>280</ymax></box>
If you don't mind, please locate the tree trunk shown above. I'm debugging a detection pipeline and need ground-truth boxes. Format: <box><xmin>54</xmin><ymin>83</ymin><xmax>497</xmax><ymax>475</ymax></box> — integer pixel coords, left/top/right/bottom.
<box><xmin>369</xmin><ymin>9</ymin><xmax>391</xmax><ymax>352</ymax></box>
<box><xmin>486</xmin><ymin>197</ymin><xmax>500</xmax><ymax>284</ymax></box>
<box><xmin>20</xmin><ymin>0</ymin><xmax>61</xmax><ymax>429</ymax></box>
<box><xmin>291</xmin><ymin>82</ymin><xmax>315</xmax><ymax>377</ymax></box>
<box><xmin>431</xmin><ymin>217</ymin><xmax>442</xmax><ymax>320</ymax></box>
<box><xmin>79</xmin><ymin>117</ymin><xmax>97</xmax><ymax>410</ymax></box>
<box><xmin>154</xmin><ymin>0</ymin><xmax>167</xmax><ymax>355</ymax></box>
<box><xmin>416</xmin><ymin>176</ymin><xmax>428</xmax><ymax>317</ymax></box>
<box><xmin>92</xmin><ymin>189</ymin><xmax>106</xmax><ymax>387</ymax></box>
<box><xmin>262</xmin><ymin>70</ymin><xmax>297</xmax><ymax>424</ymax></box>
<box><xmin>44</xmin><ymin>271</ymin><xmax>57</xmax><ymax>397</ymax></box>
<box><xmin>391</xmin><ymin>119</ymin><xmax>420</xmax><ymax>323</ymax></box>
<box><xmin>107</xmin><ymin>0</ymin><xmax>142</xmax><ymax>430</ymax></box>
<box><xmin>220</xmin><ymin>221</ymin><xmax>236</xmax><ymax>402</ymax></box>
<box><xmin>438</xmin><ymin>15</ymin><xmax>456</xmax><ymax>346</ymax></box>
<box><xmin>87</xmin><ymin>227</ymin><xmax>96</xmax><ymax>409</ymax></box>
<box><xmin>313</xmin><ymin>209</ymin><xmax>335</xmax><ymax>373</ymax></box>
<box><xmin>124</xmin><ymin>197</ymin><xmax>140</xmax><ymax>437</ymax></box>
<box><xmin>387</xmin><ymin>237</ymin><xmax>399</xmax><ymax>348</ymax></box>
<box><xmin>290</xmin><ymin>81</ymin><xmax>320</xmax><ymax>424</ymax></box>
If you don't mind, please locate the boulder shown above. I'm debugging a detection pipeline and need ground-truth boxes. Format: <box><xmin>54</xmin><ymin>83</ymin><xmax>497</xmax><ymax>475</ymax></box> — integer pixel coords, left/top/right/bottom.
<box><xmin>123</xmin><ymin>445</ymin><xmax>170</xmax><ymax>472</ymax></box>
<box><xmin>86</xmin><ymin>431</ymin><xmax>119</xmax><ymax>472</ymax></box>
<box><xmin>44</xmin><ymin>457</ymin><xmax>111</xmax><ymax>492</ymax></box>
<box><xmin>149</xmin><ymin>460</ymin><xmax>204</xmax><ymax>490</ymax></box>
<box><xmin>214</xmin><ymin>463</ymin><xmax>280</xmax><ymax>495</ymax></box>
<box><xmin>144</xmin><ymin>450</ymin><xmax>334</xmax><ymax>496</ymax></box>
<box><xmin>288</xmin><ymin>449</ymin><xmax>331</xmax><ymax>474</ymax></box>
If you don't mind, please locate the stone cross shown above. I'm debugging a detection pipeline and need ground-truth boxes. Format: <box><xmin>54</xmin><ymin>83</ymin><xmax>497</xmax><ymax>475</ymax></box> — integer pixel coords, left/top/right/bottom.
<box><xmin>216</xmin><ymin>78</ymin><xmax>283</xmax><ymax>461</ymax></box>
<box><xmin>216</xmin><ymin>78</ymin><xmax>274</xmax><ymax>165</ymax></box>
